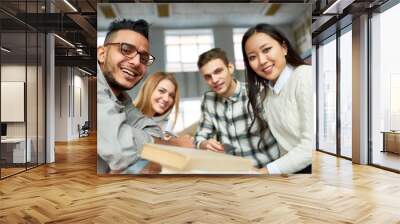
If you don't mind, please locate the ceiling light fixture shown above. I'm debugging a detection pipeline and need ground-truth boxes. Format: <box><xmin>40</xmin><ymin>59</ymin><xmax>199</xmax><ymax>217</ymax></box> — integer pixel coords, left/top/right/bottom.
<box><xmin>1</xmin><ymin>47</ymin><xmax>11</xmax><ymax>53</ymax></box>
<box><xmin>99</xmin><ymin>4</ymin><xmax>116</xmax><ymax>19</ymax></box>
<box><xmin>78</xmin><ymin>67</ymin><xmax>93</xmax><ymax>76</ymax></box>
<box><xmin>76</xmin><ymin>48</ymin><xmax>84</xmax><ymax>55</ymax></box>
<box><xmin>323</xmin><ymin>0</ymin><xmax>354</xmax><ymax>15</ymax></box>
<box><xmin>157</xmin><ymin>4</ymin><xmax>170</xmax><ymax>17</ymax></box>
<box><xmin>54</xmin><ymin>34</ymin><xmax>75</xmax><ymax>48</ymax></box>
<box><xmin>323</xmin><ymin>0</ymin><xmax>341</xmax><ymax>14</ymax></box>
<box><xmin>264</xmin><ymin>4</ymin><xmax>281</xmax><ymax>16</ymax></box>
<box><xmin>63</xmin><ymin>0</ymin><xmax>78</xmax><ymax>12</ymax></box>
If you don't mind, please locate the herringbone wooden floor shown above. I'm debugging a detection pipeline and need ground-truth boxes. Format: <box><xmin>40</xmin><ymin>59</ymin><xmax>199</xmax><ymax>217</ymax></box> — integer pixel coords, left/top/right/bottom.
<box><xmin>1</xmin><ymin>134</ymin><xmax>400</xmax><ymax>223</ymax></box>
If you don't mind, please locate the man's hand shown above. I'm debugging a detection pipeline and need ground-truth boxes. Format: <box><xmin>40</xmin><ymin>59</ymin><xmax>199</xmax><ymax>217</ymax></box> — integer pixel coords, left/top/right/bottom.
<box><xmin>156</xmin><ymin>134</ymin><xmax>195</xmax><ymax>148</ymax></box>
<box><xmin>109</xmin><ymin>169</ymin><xmax>122</xmax><ymax>174</ymax></box>
<box><xmin>139</xmin><ymin>162</ymin><xmax>161</xmax><ymax>174</ymax></box>
<box><xmin>199</xmin><ymin>139</ymin><xmax>224</xmax><ymax>153</ymax></box>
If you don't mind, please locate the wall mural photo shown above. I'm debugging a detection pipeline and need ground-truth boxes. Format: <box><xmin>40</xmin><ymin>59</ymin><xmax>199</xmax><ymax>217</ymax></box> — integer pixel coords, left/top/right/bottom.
<box><xmin>96</xmin><ymin>3</ymin><xmax>313</xmax><ymax>175</ymax></box>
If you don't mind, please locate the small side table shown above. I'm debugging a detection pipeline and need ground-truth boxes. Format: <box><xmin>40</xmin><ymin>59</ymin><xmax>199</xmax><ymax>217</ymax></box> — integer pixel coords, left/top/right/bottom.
<box><xmin>381</xmin><ymin>131</ymin><xmax>400</xmax><ymax>154</ymax></box>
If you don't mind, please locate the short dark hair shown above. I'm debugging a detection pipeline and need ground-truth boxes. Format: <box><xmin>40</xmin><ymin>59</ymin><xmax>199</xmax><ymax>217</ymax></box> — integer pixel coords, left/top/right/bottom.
<box><xmin>197</xmin><ymin>48</ymin><xmax>230</xmax><ymax>69</ymax></box>
<box><xmin>104</xmin><ymin>19</ymin><xmax>149</xmax><ymax>44</ymax></box>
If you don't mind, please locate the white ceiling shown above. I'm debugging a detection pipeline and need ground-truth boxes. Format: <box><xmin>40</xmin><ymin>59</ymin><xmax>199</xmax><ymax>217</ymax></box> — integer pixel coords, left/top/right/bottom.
<box><xmin>97</xmin><ymin>3</ymin><xmax>310</xmax><ymax>31</ymax></box>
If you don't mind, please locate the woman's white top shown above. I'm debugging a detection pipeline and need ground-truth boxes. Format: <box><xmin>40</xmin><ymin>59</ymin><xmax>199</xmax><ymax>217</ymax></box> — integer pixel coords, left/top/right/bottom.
<box><xmin>263</xmin><ymin>64</ymin><xmax>314</xmax><ymax>174</ymax></box>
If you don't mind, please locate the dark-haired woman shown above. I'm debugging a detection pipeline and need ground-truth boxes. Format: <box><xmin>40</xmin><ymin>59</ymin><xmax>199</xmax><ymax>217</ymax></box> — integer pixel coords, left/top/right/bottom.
<box><xmin>242</xmin><ymin>23</ymin><xmax>313</xmax><ymax>174</ymax></box>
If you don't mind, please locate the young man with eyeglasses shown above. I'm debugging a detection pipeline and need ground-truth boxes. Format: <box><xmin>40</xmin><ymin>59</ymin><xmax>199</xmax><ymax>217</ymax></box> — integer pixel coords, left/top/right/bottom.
<box><xmin>97</xmin><ymin>19</ymin><xmax>194</xmax><ymax>174</ymax></box>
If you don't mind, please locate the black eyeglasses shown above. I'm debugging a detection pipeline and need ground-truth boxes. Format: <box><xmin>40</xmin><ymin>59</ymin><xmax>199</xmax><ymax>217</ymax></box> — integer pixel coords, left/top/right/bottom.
<box><xmin>104</xmin><ymin>42</ymin><xmax>155</xmax><ymax>66</ymax></box>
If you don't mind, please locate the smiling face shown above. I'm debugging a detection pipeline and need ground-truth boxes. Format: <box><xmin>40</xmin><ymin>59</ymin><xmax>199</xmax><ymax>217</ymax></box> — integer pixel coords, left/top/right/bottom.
<box><xmin>97</xmin><ymin>29</ymin><xmax>149</xmax><ymax>95</ymax></box>
<box><xmin>244</xmin><ymin>32</ymin><xmax>288</xmax><ymax>84</ymax></box>
<box><xmin>199</xmin><ymin>59</ymin><xmax>236</xmax><ymax>98</ymax></box>
<box><xmin>150</xmin><ymin>79</ymin><xmax>176</xmax><ymax>116</ymax></box>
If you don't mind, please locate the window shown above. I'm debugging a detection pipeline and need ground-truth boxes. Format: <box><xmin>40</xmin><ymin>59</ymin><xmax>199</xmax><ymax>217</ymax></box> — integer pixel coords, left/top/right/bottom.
<box><xmin>97</xmin><ymin>32</ymin><xmax>106</xmax><ymax>46</ymax></box>
<box><xmin>317</xmin><ymin>36</ymin><xmax>337</xmax><ymax>155</ymax></box>
<box><xmin>165</xmin><ymin>29</ymin><xmax>214</xmax><ymax>72</ymax></box>
<box><xmin>339</xmin><ymin>28</ymin><xmax>352</xmax><ymax>158</ymax></box>
<box><xmin>172</xmin><ymin>98</ymin><xmax>202</xmax><ymax>133</ymax></box>
<box><xmin>0</xmin><ymin>2</ymin><xmax>46</xmax><ymax>179</ymax></box>
<box><xmin>390</xmin><ymin>74</ymin><xmax>400</xmax><ymax>130</ymax></box>
<box><xmin>233</xmin><ymin>28</ymin><xmax>248</xmax><ymax>70</ymax></box>
<box><xmin>371</xmin><ymin>2</ymin><xmax>400</xmax><ymax>171</ymax></box>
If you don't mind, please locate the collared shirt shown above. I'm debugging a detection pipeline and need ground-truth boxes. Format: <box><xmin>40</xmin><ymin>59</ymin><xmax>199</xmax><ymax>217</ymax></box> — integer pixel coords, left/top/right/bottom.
<box><xmin>194</xmin><ymin>80</ymin><xmax>280</xmax><ymax>168</ymax></box>
<box><xmin>268</xmin><ymin>65</ymin><xmax>294</xmax><ymax>95</ymax></box>
<box><xmin>97</xmin><ymin>67</ymin><xmax>163</xmax><ymax>173</ymax></box>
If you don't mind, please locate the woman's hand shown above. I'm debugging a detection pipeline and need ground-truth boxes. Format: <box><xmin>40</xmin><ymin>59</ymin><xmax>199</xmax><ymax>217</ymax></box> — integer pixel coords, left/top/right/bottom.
<box><xmin>253</xmin><ymin>167</ymin><xmax>269</xmax><ymax>174</ymax></box>
<box><xmin>171</xmin><ymin>135</ymin><xmax>195</xmax><ymax>148</ymax></box>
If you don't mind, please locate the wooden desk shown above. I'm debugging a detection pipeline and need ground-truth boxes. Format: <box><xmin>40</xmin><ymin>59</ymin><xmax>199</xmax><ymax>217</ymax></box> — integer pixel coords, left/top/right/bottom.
<box><xmin>381</xmin><ymin>131</ymin><xmax>400</xmax><ymax>154</ymax></box>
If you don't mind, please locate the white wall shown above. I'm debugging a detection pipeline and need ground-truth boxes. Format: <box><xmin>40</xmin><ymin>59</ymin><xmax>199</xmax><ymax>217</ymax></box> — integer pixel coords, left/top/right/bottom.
<box><xmin>73</xmin><ymin>73</ymin><xmax>89</xmax><ymax>138</ymax></box>
<box><xmin>1</xmin><ymin>65</ymin><xmax>26</xmax><ymax>81</ymax></box>
<box><xmin>1</xmin><ymin>64</ymin><xmax>46</xmax><ymax>163</ymax></box>
<box><xmin>1</xmin><ymin>65</ymin><xmax>41</xmax><ymax>136</ymax></box>
<box><xmin>55</xmin><ymin>67</ymin><xmax>68</xmax><ymax>141</ymax></box>
<box><xmin>54</xmin><ymin>67</ymin><xmax>89</xmax><ymax>141</ymax></box>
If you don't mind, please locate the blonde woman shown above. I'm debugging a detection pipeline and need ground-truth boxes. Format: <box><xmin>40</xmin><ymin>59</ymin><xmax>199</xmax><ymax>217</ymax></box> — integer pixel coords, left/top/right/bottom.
<box><xmin>134</xmin><ymin>72</ymin><xmax>180</xmax><ymax>136</ymax></box>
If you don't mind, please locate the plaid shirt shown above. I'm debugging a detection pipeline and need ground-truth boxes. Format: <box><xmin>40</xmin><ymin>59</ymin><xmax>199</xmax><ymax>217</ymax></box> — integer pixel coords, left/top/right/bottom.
<box><xmin>194</xmin><ymin>80</ymin><xmax>280</xmax><ymax>168</ymax></box>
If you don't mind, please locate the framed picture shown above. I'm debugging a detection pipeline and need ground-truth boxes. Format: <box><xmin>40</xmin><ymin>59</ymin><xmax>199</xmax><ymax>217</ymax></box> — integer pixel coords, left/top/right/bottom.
<box><xmin>97</xmin><ymin>3</ymin><xmax>312</xmax><ymax>175</ymax></box>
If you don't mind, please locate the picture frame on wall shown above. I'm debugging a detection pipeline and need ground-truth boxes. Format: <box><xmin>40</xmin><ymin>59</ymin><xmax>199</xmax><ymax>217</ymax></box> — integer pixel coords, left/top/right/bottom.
<box><xmin>96</xmin><ymin>3</ymin><xmax>313</xmax><ymax>175</ymax></box>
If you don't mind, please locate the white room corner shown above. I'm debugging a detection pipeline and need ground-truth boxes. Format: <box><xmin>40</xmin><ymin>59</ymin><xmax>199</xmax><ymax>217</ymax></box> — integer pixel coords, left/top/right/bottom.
<box><xmin>54</xmin><ymin>67</ymin><xmax>89</xmax><ymax>142</ymax></box>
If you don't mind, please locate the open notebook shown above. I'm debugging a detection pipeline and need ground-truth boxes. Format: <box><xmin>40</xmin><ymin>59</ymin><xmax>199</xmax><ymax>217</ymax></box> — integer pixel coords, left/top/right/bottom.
<box><xmin>140</xmin><ymin>143</ymin><xmax>258</xmax><ymax>174</ymax></box>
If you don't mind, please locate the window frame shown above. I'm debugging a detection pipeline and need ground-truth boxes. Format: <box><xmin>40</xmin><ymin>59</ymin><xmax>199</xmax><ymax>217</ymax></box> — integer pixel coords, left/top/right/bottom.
<box><xmin>232</xmin><ymin>28</ymin><xmax>248</xmax><ymax>70</ymax></box>
<box><xmin>164</xmin><ymin>29</ymin><xmax>214</xmax><ymax>73</ymax></box>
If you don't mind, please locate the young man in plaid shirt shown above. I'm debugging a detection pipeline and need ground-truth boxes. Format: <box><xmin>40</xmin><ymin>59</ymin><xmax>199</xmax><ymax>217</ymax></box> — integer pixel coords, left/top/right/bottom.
<box><xmin>194</xmin><ymin>48</ymin><xmax>280</xmax><ymax>170</ymax></box>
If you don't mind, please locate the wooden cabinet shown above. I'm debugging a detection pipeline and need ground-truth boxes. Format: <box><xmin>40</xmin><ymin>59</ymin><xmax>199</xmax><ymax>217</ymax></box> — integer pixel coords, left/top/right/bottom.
<box><xmin>382</xmin><ymin>131</ymin><xmax>400</xmax><ymax>154</ymax></box>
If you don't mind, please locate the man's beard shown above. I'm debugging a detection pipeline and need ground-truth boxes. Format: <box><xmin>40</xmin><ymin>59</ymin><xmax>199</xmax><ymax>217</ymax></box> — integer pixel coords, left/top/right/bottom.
<box><xmin>101</xmin><ymin>54</ymin><xmax>142</xmax><ymax>93</ymax></box>
<box><xmin>104</xmin><ymin>71</ymin><xmax>138</xmax><ymax>92</ymax></box>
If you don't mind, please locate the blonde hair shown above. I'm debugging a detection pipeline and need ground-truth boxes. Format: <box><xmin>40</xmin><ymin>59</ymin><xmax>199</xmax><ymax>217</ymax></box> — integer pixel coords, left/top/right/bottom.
<box><xmin>134</xmin><ymin>72</ymin><xmax>180</xmax><ymax>129</ymax></box>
